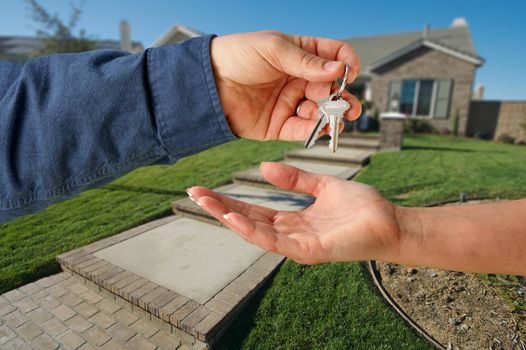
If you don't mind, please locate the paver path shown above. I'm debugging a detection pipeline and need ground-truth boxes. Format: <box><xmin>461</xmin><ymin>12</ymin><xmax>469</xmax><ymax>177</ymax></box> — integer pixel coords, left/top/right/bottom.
<box><xmin>0</xmin><ymin>272</ymin><xmax>181</xmax><ymax>350</ymax></box>
<box><xmin>2</xmin><ymin>133</ymin><xmax>379</xmax><ymax>349</ymax></box>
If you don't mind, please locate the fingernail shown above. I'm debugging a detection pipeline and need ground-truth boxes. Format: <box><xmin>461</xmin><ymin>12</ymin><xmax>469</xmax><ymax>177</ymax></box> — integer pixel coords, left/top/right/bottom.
<box><xmin>186</xmin><ymin>189</ymin><xmax>202</xmax><ymax>206</ymax></box>
<box><xmin>323</xmin><ymin>61</ymin><xmax>341</xmax><ymax>71</ymax></box>
<box><xmin>188</xmin><ymin>195</ymin><xmax>200</xmax><ymax>206</ymax></box>
<box><xmin>223</xmin><ymin>213</ymin><xmax>231</xmax><ymax>220</ymax></box>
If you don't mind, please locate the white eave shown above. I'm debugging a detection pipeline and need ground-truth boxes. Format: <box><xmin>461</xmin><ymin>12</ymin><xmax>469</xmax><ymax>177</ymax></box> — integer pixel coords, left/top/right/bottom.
<box><xmin>150</xmin><ymin>24</ymin><xmax>202</xmax><ymax>48</ymax></box>
<box><xmin>369</xmin><ymin>39</ymin><xmax>484</xmax><ymax>71</ymax></box>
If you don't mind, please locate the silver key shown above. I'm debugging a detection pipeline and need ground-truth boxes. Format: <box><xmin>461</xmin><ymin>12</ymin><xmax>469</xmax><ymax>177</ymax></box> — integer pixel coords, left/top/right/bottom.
<box><xmin>303</xmin><ymin>64</ymin><xmax>352</xmax><ymax>153</ymax></box>
<box><xmin>304</xmin><ymin>98</ymin><xmax>329</xmax><ymax>149</ymax></box>
<box><xmin>320</xmin><ymin>99</ymin><xmax>350</xmax><ymax>153</ymax></box>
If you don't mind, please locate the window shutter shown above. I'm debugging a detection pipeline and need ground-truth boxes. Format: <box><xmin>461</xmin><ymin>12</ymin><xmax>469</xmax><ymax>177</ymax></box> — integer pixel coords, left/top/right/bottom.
<box><xmin>434</xmin><ymin>80</ymin><xmax>452</xmax><ymax>118</ymax></box>
<box><xmin>386</xmin><ymin>81</ymin><xmax>402</xmax><ymax>111</ymax></box>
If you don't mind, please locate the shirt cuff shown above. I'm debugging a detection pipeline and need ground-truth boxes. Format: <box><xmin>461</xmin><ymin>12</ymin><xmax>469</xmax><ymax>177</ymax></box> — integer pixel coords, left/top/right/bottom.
<box><xmin>147</xmin><ymin>35</ymin><xmax>236</xmax><ymax>162</ymax></box>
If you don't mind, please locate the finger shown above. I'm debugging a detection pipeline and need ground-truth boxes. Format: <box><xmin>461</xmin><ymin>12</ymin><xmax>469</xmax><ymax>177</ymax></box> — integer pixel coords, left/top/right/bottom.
<box><xmin>274</xmin><ymin>39</ymin><xmax>346</xmax><ymax>83</ymax></box>
<box><xmin>340</xmin><ymin>91</ymin><xmax>362</xmax><ymax>121</ymax></box>
<box><xmin>198</xmin><ymin>195</ymin><xmax>293</xmax><ymax>253</ymax></box>
<box><xmin>278</xmin><ymin>117</ymin><xmax>323</xmax><ymax>140</ymax></box>
<box><xmin>197</xmin><ymin>196</ymin><xmax>257</xmax><ymax>241</ymax></box>
<box><xmin>304</xmin><ymin>81</ymin><xmax>332</xmax><ymax>101</ymax></box>
<box><xmin>296</xmin><ymin>100</ymin><xmax>318</xmax><ymax>119</ymax></box>
<box><xmin>189</xmin><ymin>186</ymin><xmax>277</xmax><ymax>219</ymax></box>
<box><xmin>286</xmin><ymin>35</ymin><xmax>361</xmax><ymax>83</ymax></box>
<box><xmin>259</xmin><ymin>162</ymin><xmax>326</xmax><ymax>196</ymax></box>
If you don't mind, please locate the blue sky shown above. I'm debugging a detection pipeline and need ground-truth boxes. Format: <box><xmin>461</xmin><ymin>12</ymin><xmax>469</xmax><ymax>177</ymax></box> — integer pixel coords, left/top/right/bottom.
<box><xmin>1</xmin><ymin>0</ymin><xmax>525</xmax><ymax>100</ymax></box>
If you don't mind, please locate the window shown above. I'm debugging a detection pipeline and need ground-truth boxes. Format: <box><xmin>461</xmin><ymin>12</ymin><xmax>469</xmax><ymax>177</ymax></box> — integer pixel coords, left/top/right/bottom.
<box><xmin>387</xmin><ymin>79</ymin><xmax>452</xmax><ymax>118</ymax></box>
<box><xmin>399</xmin><ymin>80</ymin><xmax>416</xmax><ymax>114</ymax></box>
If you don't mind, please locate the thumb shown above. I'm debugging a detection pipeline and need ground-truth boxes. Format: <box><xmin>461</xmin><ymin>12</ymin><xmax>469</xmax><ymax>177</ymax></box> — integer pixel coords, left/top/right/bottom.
<box><xmin>277</xmin><ymin>43</ymin><xmax>345</xmax><ymax>82</ymax></box>
<box><xmin>260</xmin><ymin>162</ymin><xmax>326</xmax><ymax>196</ymax></box>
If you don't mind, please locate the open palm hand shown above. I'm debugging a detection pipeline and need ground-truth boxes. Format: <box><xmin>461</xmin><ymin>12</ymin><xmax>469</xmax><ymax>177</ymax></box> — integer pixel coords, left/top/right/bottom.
<box><xmin>188</xmin><ymin>162</ymin><xmax>401</xmax><ymax>264</ymax></box>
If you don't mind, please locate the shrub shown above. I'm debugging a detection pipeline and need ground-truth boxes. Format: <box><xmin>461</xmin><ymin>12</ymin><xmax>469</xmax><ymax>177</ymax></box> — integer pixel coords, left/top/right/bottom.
<box><xmin>498</xmin><ymin>133</ymin><xmax>515</xmax><ymax>144</ymax></box>
<box><xmin>404</xmin><ymin>119</ymin><xmax>435</xmax><ymax>134</ymax></box>
<box><xmin>438</xmin><ymin>128</ymin><xmax>451</xmax><ymax>135</ymax></box>
<box><xmin>368</xmin><ymin>110</ymin><xmax>380</xmax><ymax>132</ymax></box>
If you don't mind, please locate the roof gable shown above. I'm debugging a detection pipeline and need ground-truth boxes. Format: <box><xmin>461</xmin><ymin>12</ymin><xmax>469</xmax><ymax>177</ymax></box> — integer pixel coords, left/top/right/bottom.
<box><xmin>344</xmin><ymin>26</ymin><xmax>481</xmax><ymax>74</ymax></box>
<box><xmin>150</xmin><ymin>24</ymin><xmax>203</xmax><ymax>48</ymax></box>
<box><xmin>369</xmin><ymin>38</ymin><xmax>484</xmax><ymax>71</ymax></box>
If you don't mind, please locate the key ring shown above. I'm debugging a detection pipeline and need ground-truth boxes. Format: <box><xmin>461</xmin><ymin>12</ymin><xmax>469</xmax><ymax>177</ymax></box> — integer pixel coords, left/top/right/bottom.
<box><xmin>329</xmin><ymin>64</ymin><xmax>350</xmax><ymax>100</ymax></box>
<box><xmin>335</xmin><ymin>64</ymin><xmax>350</xmax><ymax>99</ymax></box>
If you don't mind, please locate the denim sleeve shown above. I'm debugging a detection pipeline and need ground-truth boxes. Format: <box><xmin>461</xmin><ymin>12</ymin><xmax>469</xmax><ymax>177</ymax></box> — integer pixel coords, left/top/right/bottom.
<box><xmin>0</xmin><ymin>34</ymin><xmax>236</xmax><ymax>223</ymax></box>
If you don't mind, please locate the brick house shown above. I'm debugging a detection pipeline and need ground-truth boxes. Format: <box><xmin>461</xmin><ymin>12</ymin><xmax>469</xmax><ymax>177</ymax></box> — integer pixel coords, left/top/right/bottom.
<box><xmin>344</xmin><ymin>18</ymin><xmax>484</xmax><ymax>134</ymax></box>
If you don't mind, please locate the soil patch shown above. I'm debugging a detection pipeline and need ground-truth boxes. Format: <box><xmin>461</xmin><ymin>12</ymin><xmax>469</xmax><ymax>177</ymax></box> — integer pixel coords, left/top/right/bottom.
<box><xmin>377</xmin><ymin>262</ymin><xmax>525</xmax><ymax>349</ymax></box>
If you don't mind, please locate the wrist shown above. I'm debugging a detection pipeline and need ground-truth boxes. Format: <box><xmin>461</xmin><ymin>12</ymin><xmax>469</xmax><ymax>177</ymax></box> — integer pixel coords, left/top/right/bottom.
<box><xmin>209</xmin><ymin>36</ymin><xmax>242</xmax><ymax>137</ymax></box>
<box><xmin>391</xmin><ymin>206</ymin><xmax>424</xmax><ymax>266</ymax></box>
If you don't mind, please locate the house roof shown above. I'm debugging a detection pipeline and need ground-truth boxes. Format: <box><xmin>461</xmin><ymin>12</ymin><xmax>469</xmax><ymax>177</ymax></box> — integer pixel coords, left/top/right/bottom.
<box><xmin>368</xmin><ymin>38</ymin><xmax>484</xmax><ymax>71</ymax></box>
<box><xmin>0</xmin><ymin>35</ymin><xmax>143</xmax><ymax>63</ymax></box>
<box><xmin>343</xmin><ymin>24</ymin><xmax>482</xmax><ymax>74</ymax></box>
<box><xmin>150</xmin><ymin>24</ymin><xmax>203</xmax><ymax>48</ymax></box>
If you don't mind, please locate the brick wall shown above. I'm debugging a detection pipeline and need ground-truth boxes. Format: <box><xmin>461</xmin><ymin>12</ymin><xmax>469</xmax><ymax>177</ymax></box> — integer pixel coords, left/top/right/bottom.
<box><xmin>495</xmin><ymin>102</ymin><xmax>526</xmax><ymax>142</ymax></box>
<box><xmin>466</xmin><ymin>101</ymin><xmax>500</xmax><ymax>139</ymax></box>
<box><xmin>467</xmin><ymin>101</ymin><xmax>526</xmax><ymax>142</ymax></box>
<box><xmin>370</xmin><ymin>46</ymin><xmax>476</xmax><ymax>134</ymax></box>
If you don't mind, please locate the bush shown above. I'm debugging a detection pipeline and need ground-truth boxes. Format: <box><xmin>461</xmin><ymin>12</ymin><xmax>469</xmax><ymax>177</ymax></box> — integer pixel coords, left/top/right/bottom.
<box><xmin>368</xmin><ymin>113</ymin><xmax>380</xmax><ymax>132</ymax></box>
<box><xmin>404</xmin><ymin>119</ymin><xmax>435</xmax><ymax>134</ymax></box>
<box><xmin>438</xmin><ymin>127</ymin><xmax>451</xmax><ymax>135</ymax></box>
<box><xmin>498</xmin><ymin>133</ymin><xmax>515</xmax><ymax>144</ymax></box>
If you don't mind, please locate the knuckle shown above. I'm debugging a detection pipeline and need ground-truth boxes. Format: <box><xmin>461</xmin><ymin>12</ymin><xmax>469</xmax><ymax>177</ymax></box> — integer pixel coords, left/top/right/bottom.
<box><xmin>300</xmin><ymin>53</ymin><xmax>320</xmax><ymax>68</ymax></box>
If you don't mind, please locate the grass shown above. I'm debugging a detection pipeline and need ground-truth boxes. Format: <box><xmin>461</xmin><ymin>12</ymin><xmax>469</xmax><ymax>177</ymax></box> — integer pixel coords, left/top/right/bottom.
<box><xmin>217</xmin><ymin>262</ymin><xmax>432</xmax><ymax>349</ymax></box>
<box><xmin>0</xmin><ymin>139</ymin><xmax>301</xmax><ymax>293</ymax></box>
<box><xmin>3</xmin><ymin>134</ymin><xmax>526</xmax><ymax>348</ymax></box>
<box><xmin>357</xmin><ymin>134</ymin><xmax>526</xmax><ymax>206</ymax></box>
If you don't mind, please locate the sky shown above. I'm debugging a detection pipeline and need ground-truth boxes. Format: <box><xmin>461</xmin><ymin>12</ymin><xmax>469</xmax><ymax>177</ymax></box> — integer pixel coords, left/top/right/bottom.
<box><xmin>1</xmin><ymin>0</ymin><xmax>525</xmax><ymax>100</ymax></box>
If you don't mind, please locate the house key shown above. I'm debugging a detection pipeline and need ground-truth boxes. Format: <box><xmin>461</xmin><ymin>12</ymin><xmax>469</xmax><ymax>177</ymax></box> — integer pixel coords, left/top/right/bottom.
<box><xmin>303</xmin><ymin>64</ymin><xmax>351</xmax><ymax>152</ymax></box>
<box><xmin>321</xmin><ymin>98</ymin><xmax>350</xmax><ymax>153</ymax></box>
<box><xmin>304</xmin><ymin>96</ymin><xmax>329</xmax><ymax>149</ymax></box>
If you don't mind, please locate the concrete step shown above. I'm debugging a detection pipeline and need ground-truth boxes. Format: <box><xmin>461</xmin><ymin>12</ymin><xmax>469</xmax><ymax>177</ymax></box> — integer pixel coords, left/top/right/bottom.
<box><xmin>233</xmin><ymin>160</ymin><xmax>361</xmax><ymax>188</ymax></box>
<box><xmin>341</xmin><ymin>132</ymin><xmax>379</xmax><ymax>140</ymax></box>
<box><xmin>57</xmin><ymin>215</ymin><xmax>285</xmax><ymax>349</ymax></box>
<box><xmin>319</xmin><ymin>136</ymin><xmax>380</xmax><ymax>150</ymax></box>
<box><xmin>172</xmin><ymin>184</ymin><xmax>314</xmax><ymax>225</ymax></box>
<box><xmin>285</xmin><ymin>146</ymin><xmax>373</xmax><ymax>166</ymax></box>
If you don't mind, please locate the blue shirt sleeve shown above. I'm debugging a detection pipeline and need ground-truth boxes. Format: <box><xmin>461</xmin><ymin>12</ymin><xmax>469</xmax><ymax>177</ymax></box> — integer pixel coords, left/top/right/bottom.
<box><xmin>0</xmin><ymin>34</ymin><xmax>236</xmax><ymax>223</ymax></box>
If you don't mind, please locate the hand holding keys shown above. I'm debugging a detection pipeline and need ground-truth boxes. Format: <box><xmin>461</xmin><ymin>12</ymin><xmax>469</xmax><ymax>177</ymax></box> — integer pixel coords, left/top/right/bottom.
<box><xmin>304</xmin><ymin>65</ymin><xmax>351</xmax><ymax>153</ymax></box>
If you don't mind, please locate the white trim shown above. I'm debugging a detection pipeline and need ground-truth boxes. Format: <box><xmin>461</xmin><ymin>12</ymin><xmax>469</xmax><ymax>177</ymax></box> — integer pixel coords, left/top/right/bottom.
<box><xmin>429</xmin><ymin>80</ymin><xmax>438</xmax><ymax>117</ymax></box>
<box><xmin>369</xmin><ymin>39</ymin><xmax>483</xmax><ymax>70</ymax></box>
<box><xmin>364</xmin><ymin>81</ymin><xmax>372</xmax><ymax>102</ymax></box>
<box><xmin>422</xmin><ymin>40</ymin><xmax>483</xmax><ymax>66</ymax></box>
<box><xmin>150</xmin><ymin>24</ymin><xmax>202</xmax><ymax>48</ymax></box>
<box><xmin>412</xmin><ymin>80</ymin><xmax>420</xmax><ymax>117</ymax></box>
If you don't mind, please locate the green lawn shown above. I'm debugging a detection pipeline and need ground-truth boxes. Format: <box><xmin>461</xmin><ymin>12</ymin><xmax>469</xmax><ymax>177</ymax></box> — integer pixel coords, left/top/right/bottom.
<box><xmin>3</xmin><ymin>134</ymin><xmax>526</xmax><ymax>348</ymax></box>
<box><xmin>359</xmin><ymin>134</ymin><xmax>526</xmax><ymax>206</ymax></box>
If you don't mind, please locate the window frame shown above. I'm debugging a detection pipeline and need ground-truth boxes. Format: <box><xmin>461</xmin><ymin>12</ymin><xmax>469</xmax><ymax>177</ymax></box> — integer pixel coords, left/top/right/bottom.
<box><xmin>387</xmin><ymin>79</ymin><xmax>452</xmax><ymax>119</ymax></box>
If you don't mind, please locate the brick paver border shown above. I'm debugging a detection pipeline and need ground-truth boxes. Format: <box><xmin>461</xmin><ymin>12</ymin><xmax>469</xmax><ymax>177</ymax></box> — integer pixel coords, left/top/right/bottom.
<box><xmin>57</xmin><ymin>215</ymin><xmax>284</xmax><ymax>348</ymax></box>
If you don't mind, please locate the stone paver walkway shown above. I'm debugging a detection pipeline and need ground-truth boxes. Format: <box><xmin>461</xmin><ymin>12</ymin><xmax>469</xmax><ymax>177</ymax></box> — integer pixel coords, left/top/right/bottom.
<box><xmin>1</xmin><ymin>272</ymin><xmax>181</xmax><ymax>350</ymax></box>
<box><xmin>2</xmin><ymin>133</ymin><xmax>379</xmax><ymax>350</ymax></box>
